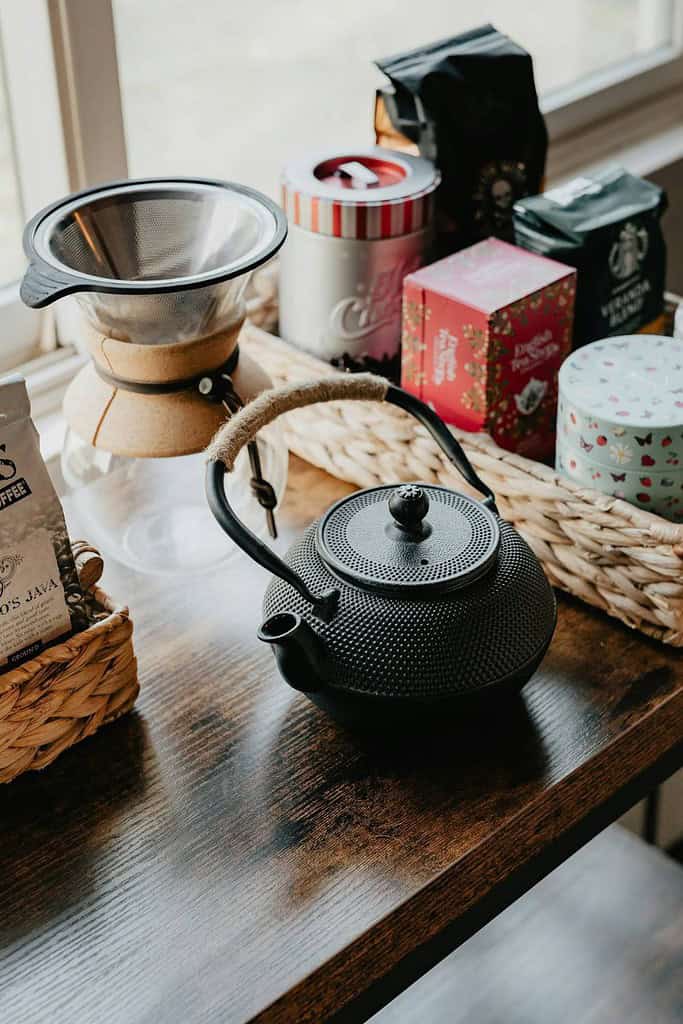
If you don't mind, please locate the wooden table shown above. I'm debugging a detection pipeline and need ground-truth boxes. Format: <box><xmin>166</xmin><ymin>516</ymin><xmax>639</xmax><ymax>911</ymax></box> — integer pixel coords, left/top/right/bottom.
<box><xmin>2</xmin><ymin>458</ymin><xmax>682</xmax><ymax>1024</ymax></box>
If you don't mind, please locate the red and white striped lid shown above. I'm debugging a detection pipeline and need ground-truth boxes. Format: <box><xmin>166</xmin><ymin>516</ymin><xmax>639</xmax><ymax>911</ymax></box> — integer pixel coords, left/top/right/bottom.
<box><xmin>281</xmin><ymin>147</ymin><xmax>440</xmax><ymax>240</ymax></box>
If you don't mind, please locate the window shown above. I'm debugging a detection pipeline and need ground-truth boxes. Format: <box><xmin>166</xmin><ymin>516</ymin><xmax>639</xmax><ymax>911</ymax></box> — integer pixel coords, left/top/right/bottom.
<box><xmin>0</xmin><ymin>0</ymin><xmax>681</xmax><ymax>381</ymax></box>
<box><xmin>0</xmin><ymin>1</ymin><xmax>71</xmax><ymax>373</ymax></box>
<box><xmin>0</xmin><ymin>42</ymin><xmax>37</xmax><ymax>374</ymax></box>
<box><xmin>111</xmin><ymin>0</ymin><xmax>682</xmax><ymax>199</ymax></box>
<box><xmin>0</xmin><ymin>52</ymin><xmax>24</xmax><ymax>286</ymax></box>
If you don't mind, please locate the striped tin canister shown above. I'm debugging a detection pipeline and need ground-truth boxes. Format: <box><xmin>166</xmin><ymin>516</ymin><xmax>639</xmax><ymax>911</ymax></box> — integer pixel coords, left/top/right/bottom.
<box><xmin>279</xmin><ymin>147</ymin><xmax>440</xmax><ymax>378</ymax></box>
<box><xmin>556</xmin><ymin>334</ymin><xmax>683</xmax><ymax>521</ymax></box>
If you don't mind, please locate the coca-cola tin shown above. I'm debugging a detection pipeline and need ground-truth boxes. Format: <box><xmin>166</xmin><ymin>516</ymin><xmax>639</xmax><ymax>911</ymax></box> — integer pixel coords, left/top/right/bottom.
<box><xmin>279</xmin><ymin>147</ymin><xmax>440</xmax><ymax>378</ymax></box>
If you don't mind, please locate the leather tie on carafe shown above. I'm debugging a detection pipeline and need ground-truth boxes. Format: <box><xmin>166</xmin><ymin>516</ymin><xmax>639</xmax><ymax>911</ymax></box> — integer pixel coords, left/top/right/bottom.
<box><xmin>94</xmin><ymin>346</ymin><xmax>278</xmax><ymax>539</ymax></box>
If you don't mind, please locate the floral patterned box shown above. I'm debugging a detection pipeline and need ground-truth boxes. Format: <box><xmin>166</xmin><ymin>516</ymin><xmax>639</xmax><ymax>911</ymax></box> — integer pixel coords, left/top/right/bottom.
<box><xmin>401</xmin><ymin>238</ymin><xmax>576</xmax><ymax>459</ymax></box>
<box><xmin>557</xmin><ymin>334</ymin><xmax>683</xmax><ymax>521</ymax></box>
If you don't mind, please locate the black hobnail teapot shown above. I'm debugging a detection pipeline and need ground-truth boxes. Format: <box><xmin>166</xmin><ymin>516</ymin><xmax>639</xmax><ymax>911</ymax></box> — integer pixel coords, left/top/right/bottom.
<box><xmin>206</xmin><ymin>375</ymin><xmax>556</xmax><ymax>728</ymax></box>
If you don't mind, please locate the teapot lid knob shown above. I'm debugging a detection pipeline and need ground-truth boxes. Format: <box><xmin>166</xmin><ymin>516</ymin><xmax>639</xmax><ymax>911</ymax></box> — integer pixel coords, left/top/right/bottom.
<box><xmin>389</xmin><ymin>484</ymin><xmax>430</xmax><ymax>534</ymax></box>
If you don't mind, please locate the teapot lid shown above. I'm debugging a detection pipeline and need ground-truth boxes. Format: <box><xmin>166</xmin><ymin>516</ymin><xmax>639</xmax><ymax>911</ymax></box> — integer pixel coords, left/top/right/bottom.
<box><xmin>316</xmin><ymin>483</ymin><xmax>500</xmax><ymax>595</ymax></box>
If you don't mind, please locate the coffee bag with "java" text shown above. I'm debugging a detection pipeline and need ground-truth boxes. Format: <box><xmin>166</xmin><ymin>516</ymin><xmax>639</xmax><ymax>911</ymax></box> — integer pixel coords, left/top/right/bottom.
<box><xmin>0</xmin><ymin>376</ymin><xmax>86</xmax><ymax>668</ymax></box>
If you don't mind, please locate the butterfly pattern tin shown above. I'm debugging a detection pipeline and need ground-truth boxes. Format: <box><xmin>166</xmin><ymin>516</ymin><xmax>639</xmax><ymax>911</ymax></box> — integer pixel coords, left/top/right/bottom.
<box><xmin>557</xmin><ymin>335</ymin><xmax>683</xmax><ymax>520</ymax></box>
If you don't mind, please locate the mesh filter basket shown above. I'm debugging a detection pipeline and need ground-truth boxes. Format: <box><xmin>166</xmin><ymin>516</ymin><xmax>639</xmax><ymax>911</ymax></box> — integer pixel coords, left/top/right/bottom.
<box><xmin>21</xmin><ymin>177</ymin><xmax>287</xmax><ymax>343</ymax></box>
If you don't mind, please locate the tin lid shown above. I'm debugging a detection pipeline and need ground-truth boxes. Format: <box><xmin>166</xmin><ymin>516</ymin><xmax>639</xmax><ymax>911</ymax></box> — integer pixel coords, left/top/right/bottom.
<box><xmin>559</xmin><ymin>335</ymin><xmax>683</xmax><ymax>428</ymax></box>
<box><xmin>405</xmin><ymin>237</ymin><xmax>575</xmax><ymax>314</ymax></box>
<box><xmin>281</xmin><ymin>146</ymin><xmax>440</xmax><ymax>239</ymax></box>
<box><xmin>316</xmin><ymin>483</ymin><xmax>500</xmax><ymax>595</ymax></box>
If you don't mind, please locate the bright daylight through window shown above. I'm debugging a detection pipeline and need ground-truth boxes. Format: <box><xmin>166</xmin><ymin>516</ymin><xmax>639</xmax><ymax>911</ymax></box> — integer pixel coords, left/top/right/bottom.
<box><xmin>0</xmin><ymin>0</ymin><xmax>679</xmax><ymax>376</ymax></box>
<box><xmin>0</xmin><ymin>49</ymin><xmax>23</xmax><ymax>285</ymax></box>
<box><xmin>112</xmin><ymin>0</ymin><xmax>677</xmax><ymax>195</ymax></box>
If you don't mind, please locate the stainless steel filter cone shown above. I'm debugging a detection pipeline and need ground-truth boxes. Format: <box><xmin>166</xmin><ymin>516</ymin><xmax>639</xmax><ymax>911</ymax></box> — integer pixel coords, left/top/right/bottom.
<box><xmin>21</xmin><ymin>177</ymin><xmax>287</xmax><ymax>344</ymax></box>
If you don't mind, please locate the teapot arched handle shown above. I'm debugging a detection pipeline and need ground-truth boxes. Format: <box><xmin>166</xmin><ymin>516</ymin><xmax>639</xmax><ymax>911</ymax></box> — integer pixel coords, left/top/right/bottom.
<box><xmin>205</xmin><ymin>374</ymin><xmax>497</xmax><ymax>618</ymax></box>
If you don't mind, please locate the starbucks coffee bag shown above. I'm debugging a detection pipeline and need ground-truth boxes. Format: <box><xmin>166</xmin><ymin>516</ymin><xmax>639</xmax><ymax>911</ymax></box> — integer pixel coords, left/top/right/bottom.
<box><xmin>0</xmin><ymin>376</ymin><xmax>86</xmax><ymax>668</ymax></box>
<box><xmin>513</xmin><ymin>168</ymin><xmax>667</xmax><ymax>347</ymax></box>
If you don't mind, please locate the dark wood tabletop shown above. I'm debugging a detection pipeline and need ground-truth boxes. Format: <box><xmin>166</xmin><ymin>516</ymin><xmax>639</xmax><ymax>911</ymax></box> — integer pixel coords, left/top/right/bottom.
<box><xmin>2</xmin><ymin>458</ymin><xmax>682</xmax><ymax>1024</ymax></box>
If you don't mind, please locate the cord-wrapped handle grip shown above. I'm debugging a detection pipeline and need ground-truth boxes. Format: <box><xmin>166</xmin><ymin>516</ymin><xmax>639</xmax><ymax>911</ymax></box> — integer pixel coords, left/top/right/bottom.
<box><xmin>206</xmin><ymin>373</ymin><xmax>496</xmax><ymax>507</ymax></box>
<box><xmin>205</xmin><ymin>374</ymin><xmax>497</xmax><ymax>617</ymax></box>
<box><xmin>206</xmin><ymin>374</ymin><xmax>388</xmax><ymax>470</ymax></box>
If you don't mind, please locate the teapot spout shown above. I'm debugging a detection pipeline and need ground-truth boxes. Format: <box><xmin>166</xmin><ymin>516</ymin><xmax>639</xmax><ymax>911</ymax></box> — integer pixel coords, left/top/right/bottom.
<box><xmin>258</xmin><ymin>613</ymin><xmax>326</xmax><ymax>693</ymax></box>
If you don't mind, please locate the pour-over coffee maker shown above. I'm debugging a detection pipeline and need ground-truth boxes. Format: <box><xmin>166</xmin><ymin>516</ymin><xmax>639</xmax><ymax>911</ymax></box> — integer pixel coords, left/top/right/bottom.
<box><xmin>21</xmin><ymin>177</ymin><xmax>288</xmax><ymax>576</ymax></box>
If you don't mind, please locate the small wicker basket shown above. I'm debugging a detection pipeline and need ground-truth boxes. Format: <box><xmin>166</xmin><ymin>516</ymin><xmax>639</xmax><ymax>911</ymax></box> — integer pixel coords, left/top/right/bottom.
<box><xmin>0</xmin><ymin>546</ymin><xmax>138</xmax><ymax>783</ymax></box>
<box><xmin>243</xmin><ymin>293</ymin><xmax>683</xmax><ymax>646</ymax></box>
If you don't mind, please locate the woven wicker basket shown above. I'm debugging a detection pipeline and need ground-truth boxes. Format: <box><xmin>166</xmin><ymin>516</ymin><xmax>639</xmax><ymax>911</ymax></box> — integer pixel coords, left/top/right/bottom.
<box><xmin>242</xmin><ymin>293</ymin><xmax>683</xmax><ymax>646</ymax></box>
<box><xmin>0</xmin><ymin>547</ymin><xmax>138</xmax><ymax>783</ymax></box>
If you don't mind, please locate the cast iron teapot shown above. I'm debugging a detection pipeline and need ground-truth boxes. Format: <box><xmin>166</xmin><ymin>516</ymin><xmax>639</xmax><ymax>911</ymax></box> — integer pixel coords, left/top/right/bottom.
<box><xmin>206</xmin><ymin>375</ymin><xmax>556</xmax><ymax>727</ymax></box>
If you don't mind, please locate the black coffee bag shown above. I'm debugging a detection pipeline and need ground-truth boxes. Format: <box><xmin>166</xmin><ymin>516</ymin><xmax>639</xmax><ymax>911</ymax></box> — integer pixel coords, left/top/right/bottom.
<box><xmin>513</xmin><ymin>168</ymin><xmax>667</xmax><ymax>347</ymax></box>
<box><xmin>375</xmin><ymin>24</ymin><xmax>547</xmax><ymax>253</ymax></box>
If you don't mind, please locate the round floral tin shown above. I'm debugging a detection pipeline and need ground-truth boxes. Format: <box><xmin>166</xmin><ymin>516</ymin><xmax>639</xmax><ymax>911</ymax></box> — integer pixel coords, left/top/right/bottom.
<box><xmin>557</xmin><ymin>334</ymin><xmax>683</xmax><ymax>520</ymax></box>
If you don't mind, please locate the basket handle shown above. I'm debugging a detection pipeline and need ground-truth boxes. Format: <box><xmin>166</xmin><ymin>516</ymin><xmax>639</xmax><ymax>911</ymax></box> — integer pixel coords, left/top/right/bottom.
<box><xmin>205</xmin><ymin>374</ymin><xmax>497</xmax><ymax>617</ymax></box>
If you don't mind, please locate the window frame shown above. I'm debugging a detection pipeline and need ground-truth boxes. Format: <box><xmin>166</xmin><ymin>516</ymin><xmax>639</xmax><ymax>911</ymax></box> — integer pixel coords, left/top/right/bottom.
<box><xmin>0</xmin><ymin>0</ymin><xmax>127</xmax><ymax>370</ymax></box>
<box><xmin>0</xmin><ymin>0</ymin><xmax>71</xmax><ymax>363</ymax></box>
<box><xmin>544</xmin><ymin>16</ymin><xmax>683</xmax><ymax>141</ymax></box>
<box><xmin>72</xmin><ymin>0</ymin><xmax>683</xmax><ymax>163</ymax></box>
<box><xmin>545</xmin><ymin>49</ymin><xmax>683</xmax><ymax>137</ymax></box>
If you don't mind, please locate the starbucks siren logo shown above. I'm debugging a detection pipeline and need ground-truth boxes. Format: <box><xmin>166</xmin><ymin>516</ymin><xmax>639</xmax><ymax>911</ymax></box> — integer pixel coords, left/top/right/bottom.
<box><xmin>609</xmin><ymin>222</ymin><xmax>648</xmax><ymax>280</ymax></box>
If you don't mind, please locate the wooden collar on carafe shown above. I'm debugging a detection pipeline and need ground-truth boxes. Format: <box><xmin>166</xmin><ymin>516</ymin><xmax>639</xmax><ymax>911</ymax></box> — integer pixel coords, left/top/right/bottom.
<box><xmin>93</xmin><ymin>344</ymin><xmax>240</xmax><ymax>395</ymax></box>
<box><xmin>85</xmin><ymin>318</ymin><xmax>278</xmax><ymax>538</ymax></box>
<box><xmin>84</xmin><ymin>318</ymin><xmax>243</xmax><ymax>389</ymax></box>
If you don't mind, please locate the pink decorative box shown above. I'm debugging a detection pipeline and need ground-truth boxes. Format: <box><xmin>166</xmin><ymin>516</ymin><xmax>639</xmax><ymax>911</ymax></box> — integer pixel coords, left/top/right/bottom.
<box><xmin>401</xmin><ymin>238</ymin><xmax>576</xmax><ymax>459</ymax></box>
